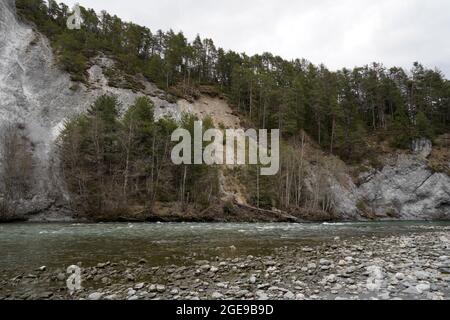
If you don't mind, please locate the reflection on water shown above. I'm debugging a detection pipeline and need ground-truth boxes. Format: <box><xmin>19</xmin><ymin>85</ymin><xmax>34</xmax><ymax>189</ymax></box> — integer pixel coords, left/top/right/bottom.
<box><xmin>0</xmin><ymin>221</ymin><xmax>449</xmax><ymax>271</ymax></box>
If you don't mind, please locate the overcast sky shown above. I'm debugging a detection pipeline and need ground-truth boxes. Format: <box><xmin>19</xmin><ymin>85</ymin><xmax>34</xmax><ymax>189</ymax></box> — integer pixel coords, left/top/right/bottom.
<box><xmin>62</xmin><ymin>0</ymin><xmax>450</xmax><ymax>77</ymax></box>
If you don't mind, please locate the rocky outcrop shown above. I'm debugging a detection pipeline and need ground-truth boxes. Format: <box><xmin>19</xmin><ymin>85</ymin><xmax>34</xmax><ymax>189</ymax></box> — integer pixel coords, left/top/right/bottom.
<box><xmin>358</xmin><ymin>154</ymin><xmax>450</xmax><ymax>220</ymax></box>
<box><xmin>301</xmin><ymin>142</ymin><xmax>450</xmax><ymax>220</ymax></box>
<box><xmin>0</xmin><ymin>0</ymin><xmax>183</xmax><ymax>218</ymax></box>
<box><xmin>411</xmin><ymin>138</ymin><xmax>433</xmax><ymax>158</ymax></box>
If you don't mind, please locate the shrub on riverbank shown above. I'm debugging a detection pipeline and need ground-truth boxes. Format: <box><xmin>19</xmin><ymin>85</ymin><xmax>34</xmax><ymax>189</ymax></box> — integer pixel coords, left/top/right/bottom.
<box><xmin>0</xmin><ymin>124</ymin><xmax>34</xmax><ymax>222</ymax></box>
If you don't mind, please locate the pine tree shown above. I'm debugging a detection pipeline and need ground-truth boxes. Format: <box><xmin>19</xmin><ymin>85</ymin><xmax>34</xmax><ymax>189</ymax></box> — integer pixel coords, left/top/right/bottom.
<box><xmin>414</xmin><ymin>112</ymin><xmax>433</xmax><ymax>139</ymax></box>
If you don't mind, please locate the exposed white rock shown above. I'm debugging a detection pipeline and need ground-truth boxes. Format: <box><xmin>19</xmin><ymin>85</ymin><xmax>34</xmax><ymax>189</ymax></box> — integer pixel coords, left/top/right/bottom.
<box><xmin>411</xmin><ymin>138</ymin><xmax>432</xmax><ymax>158</ymax></box>
<box><xmin>211</xmin><ymin>292</ymin><xmax>224</xmax><ymax>299</ymax></box>
<box><xmin>0</xmin><ymin>0</ymin><xmax>183</xmax><ymax>217</ymax></box>
<box><xmin>366</xmin><ymin>265</ymin><xmax>384</xmax><ymax>291</ymax></box>
<box><xmin>87</xmin><ymin>292</ymin><xmax>103</xmax><ymax>300</ymax></box>
<box><xmin>416</xmin><ymin>283</ymin><xmax>431</xmax><ymax>293</ymax></box>
<box><xmin>358</xmin><ymin>154</ymin><xmax>450</xmax><ymax>220</ymax></box>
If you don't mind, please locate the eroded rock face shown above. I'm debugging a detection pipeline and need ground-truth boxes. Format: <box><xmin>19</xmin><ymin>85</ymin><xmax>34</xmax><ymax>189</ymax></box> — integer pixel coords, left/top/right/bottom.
<box><xmin>0</xmin><ymin>0</ymin><xmax>448</xmax><ymax>221</ymax></box>
<box><xmin>358</xmin><ymin>155</ymin><xmax>450</xmax><ymax>220</ymax></box>
<box><xmin>0</xmin><ymin>0</ymin><xmax>183</xmax><ymax>217</ymax></box>
<box><xmin>328</xmin><ymin>175</ymin><xmax>361</xmax><ymax>220</ymax></box>
<box><xmin>411</xmin><ymin>138</ymin><xmax>433</xmax><ymax>158</ymax></box>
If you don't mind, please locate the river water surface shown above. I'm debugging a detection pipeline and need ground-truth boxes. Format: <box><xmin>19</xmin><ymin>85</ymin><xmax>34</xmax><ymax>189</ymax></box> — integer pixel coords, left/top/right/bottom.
<box><xmin>1</xmin><ymin>221</ymin><xmax>448</xmax><ymax>272</ymax></box>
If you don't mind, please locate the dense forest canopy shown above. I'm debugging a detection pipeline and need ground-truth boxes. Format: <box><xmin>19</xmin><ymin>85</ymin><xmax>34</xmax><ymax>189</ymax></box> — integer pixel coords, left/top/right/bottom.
<box><xmin>16</xmin><ymin>0</ymin><xmax>450</xmax><ymax>162</ymax></box>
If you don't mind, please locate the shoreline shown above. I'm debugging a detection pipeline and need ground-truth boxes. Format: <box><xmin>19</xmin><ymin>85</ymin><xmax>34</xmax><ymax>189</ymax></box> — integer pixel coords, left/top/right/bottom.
<box><xmin>8</xmin><ymin>216</ymin><xmax>450</xmax><ymax>224</ymax></box>
<box><xmin>1</xmin><ymin>229</ymin><xmax>448</xmax><ymax>300</ymax></box>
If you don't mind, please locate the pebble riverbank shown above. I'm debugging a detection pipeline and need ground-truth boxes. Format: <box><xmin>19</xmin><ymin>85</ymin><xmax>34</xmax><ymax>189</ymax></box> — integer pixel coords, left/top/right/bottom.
<box><xmin>1</xmin><ymin>231</ymin><xmax>449</xmax><ymax>300</ymax></box>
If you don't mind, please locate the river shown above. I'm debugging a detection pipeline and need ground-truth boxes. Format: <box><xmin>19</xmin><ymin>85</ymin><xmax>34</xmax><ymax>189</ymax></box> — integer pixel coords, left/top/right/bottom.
<box><xmin>0</xmin><ymin>221</ymin><xmax>449</xmax><ymax>300</ymax></box>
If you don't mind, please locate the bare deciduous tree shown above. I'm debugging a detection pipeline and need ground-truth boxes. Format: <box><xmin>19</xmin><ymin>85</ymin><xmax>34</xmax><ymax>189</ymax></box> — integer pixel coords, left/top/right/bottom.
<box><xmin>0</xmin><ymin>123</ymin><xmax>34</xmax><ymax>221</ymax></box>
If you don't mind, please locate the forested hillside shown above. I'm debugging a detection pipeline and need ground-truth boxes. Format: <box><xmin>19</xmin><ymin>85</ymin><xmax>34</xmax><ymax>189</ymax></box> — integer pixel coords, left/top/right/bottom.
<box><xmin>16</xmin><ymin>0</ymin><xmax>450</xmax><ymax>162</ymax></box>
<box><xmin>57</xmin><ymin>95</ymin><xmax>219</xmax><ymax>219</ymax></box>
<box><xmin>4</xmin><ymin>0</ymin><xmax>448</xmax><ymax>222</ymax></box>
